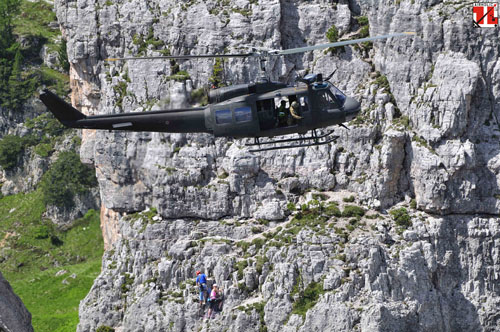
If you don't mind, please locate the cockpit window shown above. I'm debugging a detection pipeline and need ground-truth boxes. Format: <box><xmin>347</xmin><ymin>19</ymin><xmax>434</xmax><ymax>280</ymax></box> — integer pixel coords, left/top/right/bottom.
<box><xmin>329</xmin><ymin>85</ymin><xmax>346</xmax><ymax>107</ymax></box>
<box><xmin>299</xmin><ymin>96</ymin><xmax>310</xmax><ymax>111</ymax></box>
<box><xmin>318</xmin><ymin>91</ymin><xmax>338</xmax><ymax>109</ymax></box>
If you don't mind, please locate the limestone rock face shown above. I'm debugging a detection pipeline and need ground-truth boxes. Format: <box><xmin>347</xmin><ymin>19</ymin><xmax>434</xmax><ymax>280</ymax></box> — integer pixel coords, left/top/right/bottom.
<box><xmin>0</xmin><ymin>271</ymin><xmax>34</xmax><ymax>332</ymax></box>
<box><xmin>75</xmin><ymin>207</ymin><xmax>500</xmax><ymax>332</ymax></box>
<box><xmin>55</xmin><ymin>0</ymin><xmax>500</xmax><ymax>217</ymax></box>
<box><xmin>52</xmin><ymin>0</ymin><xmax>500</xmax><ymax>330</ymax></box>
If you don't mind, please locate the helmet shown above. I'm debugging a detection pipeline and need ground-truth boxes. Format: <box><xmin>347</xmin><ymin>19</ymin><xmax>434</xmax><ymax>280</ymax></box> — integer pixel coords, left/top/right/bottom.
<box><xmin>196</xmin><ymin>270</ymin><xmax>201</xmax><ymax>275</ymax></box>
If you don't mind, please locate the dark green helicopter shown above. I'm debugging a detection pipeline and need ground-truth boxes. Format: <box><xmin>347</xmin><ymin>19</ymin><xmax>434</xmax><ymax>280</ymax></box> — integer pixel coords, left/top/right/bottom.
<box><xmin>40</xmin><ymin>32</ymin><xmax>414</xmax><ymax>152</ymax></box>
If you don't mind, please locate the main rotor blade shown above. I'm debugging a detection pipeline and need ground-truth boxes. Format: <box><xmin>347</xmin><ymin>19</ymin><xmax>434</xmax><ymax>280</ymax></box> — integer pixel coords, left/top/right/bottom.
<box><xmin>105</xmin><ymin>32</ymin><xmax>416</xmax><ymax>62</ymax></box>
<box><xmin>277</xmin><ymin>32</ymin><xmax>416</xmax><ymax>56</ymax></box>
<box><xmin>105</xmin><ymin>53</ymin><xmax>253</xmax><ymax>61</ymax></box>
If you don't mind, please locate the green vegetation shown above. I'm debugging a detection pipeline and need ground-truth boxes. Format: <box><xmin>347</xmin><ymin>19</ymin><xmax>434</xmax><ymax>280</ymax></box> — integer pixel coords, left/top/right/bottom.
<box><xmin>0</xmin><ymin>134</ymin><xmax>25</xmax><ymax>169</ymax></box>
<box><xmin>326</xmin><ymin>25</ymin><xmax>338</xmax><ymax>43</ymax></box>
<box><xmin>393</xmin><ymin>115</ymin><xmax>411</xmax><ymax>130</ymax></box>
<box><xmin>236</xmin><ymin>301</ymin><xmax>267</xmax><ymax>331</ymax></box>
<box><xmin>357</xmin><ymin>16</ymin><xmax>369</xmax><ymax>38</ymax></box>
<box><xmin>209</xmin><ymin>57</ymin><xmax>225</xmax><ymax>88</ymax></box>
<box><xmin>34</xmin><ymin>142</ymin><xmax>53</xmax><ymax>157</ymax></box>
<box><xmin>0</xmin><ymin>3</ymin><xmax>99</xmax><ymax>331</ymax></box>
<box><xmin>0</xmin><ymin>194</ymin><xmax>103</xmax><ymax>332</ymax></box>
<box><xmin>374</xmin><ymin>73</ymin><xmax>390</xmax><ymax>91</ymax></box>
<box><xmin>410</xmin><ymin>199</ymin><xmax>417</xmax><ymax>209</ymax></box>
<box><xmin>325</xmin><ymin>24</ymin><xmax>340</xmax><ymax>54</ymax></box>
<box><xmin>1</xmin><ymin>0</ymin><xmax>69</xmax><ymax>111</ymax></box>
<box><xmin>39</xmin><ymin>151</ymin><xmax>97</xmax><ymax>207</ymax></box>
<box><xmin>12</xmin><ymin>0</ymin><xmax>58</xmax><ymax>43</ymax></box>
<box><xmin>236</xmin><ymin>240</ymin><xmax>250</xmax><ymax>252</ymax></box>
<box><xmin>0</xmin><ymin>111</ymin><xmax>72</xmax><ymax>172</ymax></box>
<box><xmin>57</xmin><ymin>38</ymin><xmax>69</xmax><ymax>71</ymax></box>
<box><xmin>0</xmin><ymin>113</ymin><xmax>70</xmax><ymax>167</ymax></box>
<box><xmin>291</xmin><ymin>281</ymin><xmax>324</xmax><ymax>318</ymax></box>
<box><xmin>234</xmin><ymin>260</ymin><xmax>249</xmax><ymax>280</ymax></box>
<box><xmin>25</xmin><ymin>112</ymin><xmax>66</xmax><ymax>136</ymax></box>
<box><xmin>166</xmin><ymin>58</ymin><xmax>190</xmax><ymax>82</ymax></box>
<box><xmin>190</xmin><ymin>87</ymin><xmax>208</xmax><ymax>105</ymax></box>
<box><xmin>390</xmin><ymin>207</ymin><xmax>412</xmax><ymax>229</ymax></box>
<box><xmin>342</xmin><ymin>195</ymin><xmax>355</xmax><ymax>203</ymax></box>
<box><xmin>123</xmin><ymin>207</ymin><xmax>159</xmax><ymax>230</ymax></box>
<box><xmin>283</xmin><ymin>205</ymin><xmax>328</xmax><ymax>237</ymax></box>
<box><xmin>113</xmin><ymin>80</ymin><xmax>128</xmax><ymax>110</ymax></box>
<box><xmin>121</xmin><ymin>273</ymin><xmax>135</xmax><ymax>294</ymax></box>
<box><xmin>324</xmin><ymin>202</ymin><xmax>341</xmax><ymax>217</ymax></box>
<box><xmin>253</xmin><ymin>301</ymin><xmax>267</xmax><ymax>332</ymax></box>
<box><xmin>372</xmin><ymin>71</ymin><xmax>401</xmax><ymax>118</ymax></box>
<box><xmin>412</xmin><ymin>134</ymin><xmax>436</xmax><ymax>154</ymax></box>
<box><xmin>0</xmin><ymin>44</ymin><xmax>38</xmax><ymax>110</ymax></box>
<box><xmin>255</xmin><ymin>255</ymin><xmax>268</xmax><ymax>275</ymax></box>
<box><xmin>231</xmin><ymin>7</ymin><xmax>252</xmax><ymax>17</ymax></box>
<box><xmin>286</xmin><ymin>202</ymin><xmax>296</xmax><ymax>212</ymax></box>
<box><xmin>39</xmin><ymin>65</ymin><xmax>70</xmax><ymax>95</ymax></box>
<box><xmin>312</xmin><ymin>193</ymin><xmax>328</xmax><ymax>201</ymax></box>
<box><xmin>96</xmin><ymin>327</ymin><xmax>115</xmax><ymax>332</ymax></box>
<box><xmin>341</xmin><ymin>205</ymin><xmax>365</xmax><ymax>217</ymax></box>
<box><xmin>132</xmin><ymin>27</ymin><xmax>166</xmax><ymax>56</ymax></box>
<box><xmin>167</xmin><ymin>69</ymin><xmax>190</xmax><ymax>82</ymax></box>
<box><xmin>251</xmin><ymin>226</ymin><xmax>262</xmax><ymax>234</ymax></box>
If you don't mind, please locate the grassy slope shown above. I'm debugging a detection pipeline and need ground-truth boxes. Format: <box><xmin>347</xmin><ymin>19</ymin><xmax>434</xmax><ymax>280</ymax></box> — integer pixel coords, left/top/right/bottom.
<box><xmin>14</xmin><ymin>0</ymin><xmax>70</xmax><ymax>97</ymax></box>
<box><xmin>13</xmin><ymin>0</ymin><xmax>60</xmax><ymax>51</ymax></box>
<box><xmin>0</xmin><ymin>1</ymin><xmax>102</xmax><ymax>330</ymax></box>
<box><xmin>0</xmin><ymin>191</ymin><xmax>103</xmax><ymax>332</ymax></box>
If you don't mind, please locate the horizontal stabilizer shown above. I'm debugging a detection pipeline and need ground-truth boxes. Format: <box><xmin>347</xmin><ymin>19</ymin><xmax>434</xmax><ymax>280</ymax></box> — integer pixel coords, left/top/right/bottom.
<box><xmin>39</xmin><ymin>89</ymin><xmax>86</xmax><ymax>124</ymax></box>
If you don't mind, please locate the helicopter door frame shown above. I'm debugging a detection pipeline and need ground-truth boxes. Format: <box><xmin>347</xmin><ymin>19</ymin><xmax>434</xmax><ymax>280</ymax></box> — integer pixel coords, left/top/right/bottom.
<box><xmin>211</xmin><ymin>102</ymin><xmax>260</xmax><ymax>137</ymax></box>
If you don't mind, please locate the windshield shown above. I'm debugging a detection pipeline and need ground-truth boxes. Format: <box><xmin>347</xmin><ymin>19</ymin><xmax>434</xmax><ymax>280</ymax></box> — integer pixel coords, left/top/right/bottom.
<box><xmin>317</xmin><ymin>91</ymin><xmax>336</xmax><ymax>109</ymax></box>
<box><xmin>329</xmin><ymin>84</ymin><xmax>346</xmax><ymax>107</ymax></box>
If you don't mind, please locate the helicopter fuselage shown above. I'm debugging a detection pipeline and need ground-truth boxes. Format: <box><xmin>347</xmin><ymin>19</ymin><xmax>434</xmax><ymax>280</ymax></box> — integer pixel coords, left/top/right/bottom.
<box><xmin>40</xmin><ymin>80</ymin><xmax>360</xmax><ymax>142</ymax></box>
<box><xmin>206</xmin><ymin>82</ymin><xmax>360</xmax><ymax>138</ymax></box>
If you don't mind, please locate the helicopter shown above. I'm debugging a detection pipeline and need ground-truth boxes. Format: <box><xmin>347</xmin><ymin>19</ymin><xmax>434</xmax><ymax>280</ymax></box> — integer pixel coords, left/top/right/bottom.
<box><xmin>40</xmin><ymin>32</ymin><xmax>415</xmax><ymax>152</ymax></box>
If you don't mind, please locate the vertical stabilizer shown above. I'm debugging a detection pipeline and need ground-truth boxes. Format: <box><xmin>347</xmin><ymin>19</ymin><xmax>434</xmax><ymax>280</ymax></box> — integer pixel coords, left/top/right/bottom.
<box><xmin>39</xmin><ymin>89</ymin><xmax>86</xmax><ymax>125</ymax></box>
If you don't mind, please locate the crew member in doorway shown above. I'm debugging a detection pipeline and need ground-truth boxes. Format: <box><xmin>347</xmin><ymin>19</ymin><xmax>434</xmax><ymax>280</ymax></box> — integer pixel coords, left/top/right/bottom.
<box><xmin>289</xmin><ymin>101</ymin><xmax>303</xmax><ymax>124</ymax></box>
<box><xmin>278</xmin><ymin>100</ymin><xmax>288</xmax><ymax>127</ymax></box>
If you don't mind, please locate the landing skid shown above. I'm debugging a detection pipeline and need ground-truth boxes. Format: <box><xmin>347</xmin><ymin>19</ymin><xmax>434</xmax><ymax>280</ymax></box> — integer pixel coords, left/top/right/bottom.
<box><xmin>246</xmin><ymin>129</ymin><xmax>339</xmax><ymax>152</ymax></box>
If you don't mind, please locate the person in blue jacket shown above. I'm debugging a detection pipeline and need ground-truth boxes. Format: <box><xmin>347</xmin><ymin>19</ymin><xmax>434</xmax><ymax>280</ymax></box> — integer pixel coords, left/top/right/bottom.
<box><xmin>196</xmin><ymin>270</ymin><xmax>207</xmax><ymax>305</ymax></box>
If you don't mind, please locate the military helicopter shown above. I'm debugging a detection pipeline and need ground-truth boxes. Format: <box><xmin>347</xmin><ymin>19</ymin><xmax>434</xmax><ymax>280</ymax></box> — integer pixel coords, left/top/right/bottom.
<box><xmin>40</xmin><ymin>32</ymin><xmax>414</xmax><ymax>152</ymax></box>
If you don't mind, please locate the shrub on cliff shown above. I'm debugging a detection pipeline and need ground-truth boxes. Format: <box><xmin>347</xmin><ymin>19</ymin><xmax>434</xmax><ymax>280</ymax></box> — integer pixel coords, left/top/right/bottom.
<box><xmin>0</xmin><ymin>135</ymin><xmax>24</xmax><ymax>169</ymax></box>
<box><xmin>96</xmin><ymin>327</ymin><xmax>115</xmax><ymax>332</ymax></box>
<box><xmin>341</xmin><ymin>205</ymin><xmax>365</xmax><ymax>217</ymax></box>
<box><xmin>390</xmin><ymin>207</ymin><xmax>412</xmax><ymax>229</ymax></box>
<box><xmin>39</xmin><ymin>151</ymin><xmax>97</xmax><ymax>207</ymax></box>
<box><xmin>291</xmin><ymin>280</ymin><xmax>324</xmax><ymax>318</ymax></box>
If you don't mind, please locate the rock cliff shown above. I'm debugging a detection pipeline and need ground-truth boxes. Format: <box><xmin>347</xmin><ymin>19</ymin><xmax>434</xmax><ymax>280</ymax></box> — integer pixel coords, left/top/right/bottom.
<box><xmin>0</xmin><ymin>271</ymin><xmax>34</xmax><ymax>332</ymax></box>
<box><xmin>53</xmin><ymin>0</ymin><xmax>500</xmax><ymax>331</ymax></box>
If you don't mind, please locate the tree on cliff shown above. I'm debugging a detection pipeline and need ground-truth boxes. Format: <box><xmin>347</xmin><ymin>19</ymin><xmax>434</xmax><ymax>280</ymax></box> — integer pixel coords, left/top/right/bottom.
<box><xmin>0</xmin><ymin>0</ymin><xmax>36</xmax><ymax>111</ymax></box>
<box><xmin>0</xmin><ymin>0</ymin><xmax>20</xmax><ymax>52</ymax></box>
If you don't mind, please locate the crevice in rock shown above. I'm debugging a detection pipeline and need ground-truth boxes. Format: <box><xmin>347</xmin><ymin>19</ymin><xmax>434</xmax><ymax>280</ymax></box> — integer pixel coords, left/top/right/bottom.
<box><xmin>478</xmin><ymin>51</ymin><xmax>499</xmax><ymax>132</ymax></box>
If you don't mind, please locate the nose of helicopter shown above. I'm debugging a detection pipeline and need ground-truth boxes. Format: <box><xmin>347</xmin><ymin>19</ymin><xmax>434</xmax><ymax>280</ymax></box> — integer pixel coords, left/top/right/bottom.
<box><xmin>344</xmin><ymin>97</ymin><xmax>361</xmax><ymax>122</ymax></box>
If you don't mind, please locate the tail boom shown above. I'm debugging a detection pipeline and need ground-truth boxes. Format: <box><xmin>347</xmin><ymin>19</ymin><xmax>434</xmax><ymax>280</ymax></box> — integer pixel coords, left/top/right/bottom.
<box><xmin>40</xmin><ymin>90</ymin><xmax>209</xmax><ymax>133</ymax></box>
